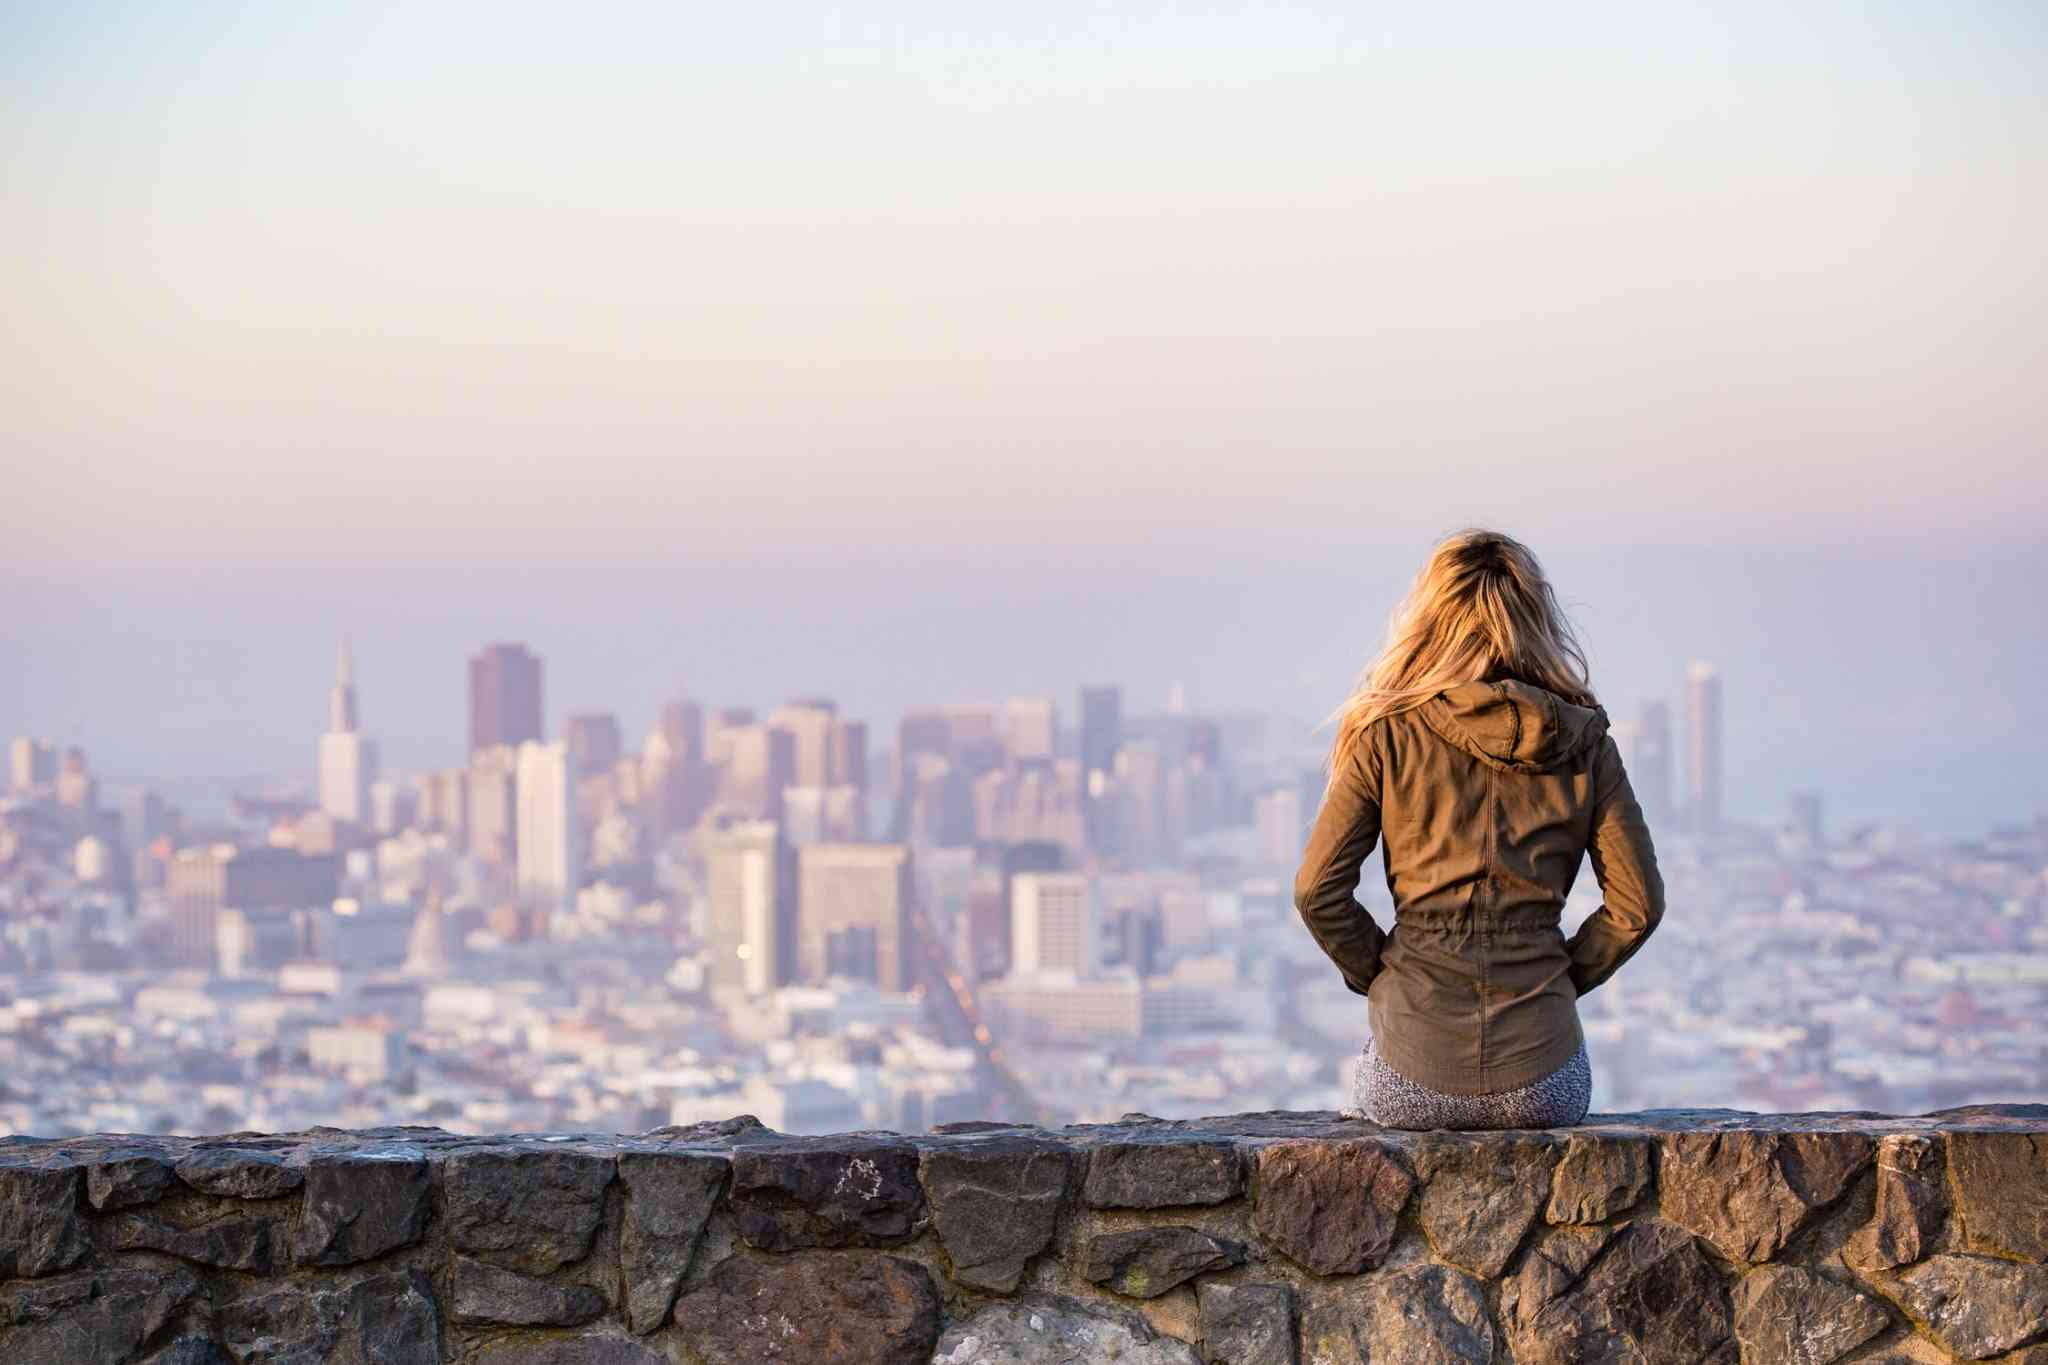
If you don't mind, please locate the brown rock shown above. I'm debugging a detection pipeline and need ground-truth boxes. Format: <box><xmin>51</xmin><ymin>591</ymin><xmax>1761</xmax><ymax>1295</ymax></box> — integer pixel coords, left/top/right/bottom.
<box><xmin>1416</xmin><ymin>1134</ymin><xmax>1560</xmax><ymax>1276</ymax></box>
<box><xmin>441</xmin><ymin>1145</ymin><xmax>615</xmax><ymax>1274</ymax></box>
<box><xmin>922</xmin><ymin>1135</ymin><xmax>1073</xmax><ymax>1292</ymax></box>
<box><xmin>672</xmin><ymin>1251</ymin><xmax>942</xmax><ymax>1365</ymax></box>
<box><xmin>1252</xmin><ymin>1139</ymin><xmax>1414</xmax><ymax>1276</ymax></box>
<box><xmin>1662</xmin><ymin>1130</ymin><xmax>1873</xmax><ymax>1263</ymax></box>
<box><xmin>1304</xmin><ymin>1264</ymin><xmax>1494</xmax><ymax>1365</ymax></box>
<box><xmin>1502</xmin><ymin>1220</ymin><xmax>1736</xmax><ymax>1365</ymax></box>
<box><xmin>729</xmin><ymin>1135</ymin><xmax>925</xmax><ymax>1250</ymax></box>
<box><xmin>1082</xmin><ymin>1226</ymin><xmax>1244</xmax><ymax>1299</ymax></box>
<box><xmin>1879</xmin><ymin>1253</ymin><xmax>2048</xmax><ymax>1360</ymax></box>
<box><xmin>932</xmin><ymin>1296</ymin><xmax>1203</xmax><ymax>1364</ymax></box>
<box><xmin>473</xmin><ymin>1340</ymin><xmax>666</xmax><ymax>1365</ymax></box>
<box><xmin>1947</xmin><ymin>1131</ymin><xmax>2048</xmax><ymax>1262</ymax></box>
<box><xmin>1848</xmin><ymin>1134</ymin><xmax>1947</xmax><ymax>1271</ymax></box>
<box><xmin>1730</xmin><ymin>1266</ymin><xmax>1890</xmax><ymax>1365</ymax></box>
<box><xmin>1084</xmin><ymin>1138</ymin><xmax>1245</xmax><ymax>1209</ymax></box>
<box><xmin>617</xmin><ymin>1148</ymin><xmax>727</xmax><ymax>1334</ymax></box>
<box><xmin>1546</xmin><ymin>1133</ymin><xmax>1652</xmax><ymax>1224</ymax></box>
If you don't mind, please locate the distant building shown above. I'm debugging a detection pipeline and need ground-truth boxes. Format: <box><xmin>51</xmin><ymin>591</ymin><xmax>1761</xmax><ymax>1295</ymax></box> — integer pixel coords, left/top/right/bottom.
<box><xmin>723</xmin><ymin>725</ymin><xmax>796</xmax><ymax>821</ymax></box>
<box><xmin>469</xmin><ymin>643</ymin><xmax>544</xmax><ymax>754</ymax></box>
<box><xmin>467</xmin><ymin>746</ymin><xmax>518</xmax><ymax>867</ymax></box>
<box><xmin>54</xmin><ymin>746</ymin><xmax>96</xmax><ymax>812</ymax></box>
<box><xmin>1686</xmin><ymin>662</ymin><xmax>1724</xmax><ymax>834</ymax></box>
<box><xmin>1004</xmin><ymin>697</ymin><xmax>1057</xmax><ymax>763</ymax></box>
<box><xmin>705</xmin><ymin>821</ymin><xmax>792</xmax><ymax>994</ymax></box>
<box><xmin>7</xmin><ymin>737</ymin><xmax>55</xmax><ymax>794</ymax></box>
<box><xmin>167</xmin><ymin>844</ymin><xmax>339</xmax><ymax>970</ymax></box>
<box><xmin>1628</xmin><ymin>700</ymin><xmax>1674</xmax><ymax>827</ymax></box>
<box><xmin>1010</xmin><ymin>871</ymin><xmax>1097</xmax><ymax>976</ymax></box>
<box><xmin>1253</xmin><ymin>786</ymin><xmax>1303</xmax><ymax>865</ymax></box>
<box><xmin>564</xmin><ymin>712</ymin><xmax>623</xmax><ymax>777</ymax></box>
<box><xmin>797</xmin><ymin>843</ymin><xmax>913</xmax><ymax>991</ymax></box>
<box><xmin>771</xmin><ymin>700</ymin><xmax>839</xmax><ymax>789</ymax></box>
<box><xmin>515</xmin><ymin>740</ymin><xmax>579</xmax><ymax>916</ymax></box>
<box><xmin>1790</xmin><ymin>791</ymin><xmax>1824</xmax><ymax>846</ymax></box>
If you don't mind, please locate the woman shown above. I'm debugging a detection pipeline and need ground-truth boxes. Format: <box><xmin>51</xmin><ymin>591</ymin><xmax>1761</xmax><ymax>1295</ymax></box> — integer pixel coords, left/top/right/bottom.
<box><xmin>1294</xmin><ymin>529</ymin><xmax>1664</xmax><ymax>1130</ymax></box>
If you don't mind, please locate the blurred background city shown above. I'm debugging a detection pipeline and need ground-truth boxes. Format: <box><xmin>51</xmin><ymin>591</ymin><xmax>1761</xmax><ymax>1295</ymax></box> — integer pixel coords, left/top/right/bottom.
<box><xmin>4</xmin><ymin>1</ymin><xmax>2044</xmax><ymax>1135</ymax></box>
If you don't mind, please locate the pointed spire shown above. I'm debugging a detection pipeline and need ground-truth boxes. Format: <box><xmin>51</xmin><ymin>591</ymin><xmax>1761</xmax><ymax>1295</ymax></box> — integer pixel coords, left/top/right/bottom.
<box><xmin>329</xmin><ymin>638</ymin><xmax>359</xmax><ymax>734</ymax></box>
<box><xmin>337</xmin><ymin>638</ymin><xmax>354</xmax><ymax>688</ymax></box>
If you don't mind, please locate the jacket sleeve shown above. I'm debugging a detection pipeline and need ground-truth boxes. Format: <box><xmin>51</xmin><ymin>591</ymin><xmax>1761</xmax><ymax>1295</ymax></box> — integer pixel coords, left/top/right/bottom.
<box><xmin>1293</xmin><ymin>734</ymin><xmax>1388</xmax><ymax>997</ymax></box>
<box><xmin>1566</xmin><ymin>734</ymin><xmax>1666</xmax><ymax>996</ymax></box>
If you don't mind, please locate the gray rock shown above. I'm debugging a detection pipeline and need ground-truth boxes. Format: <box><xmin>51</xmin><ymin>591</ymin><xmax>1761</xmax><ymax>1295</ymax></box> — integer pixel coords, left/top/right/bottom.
<box><xmin>923</xmin><ymin>1136</ymin><xmax>1073</xmax><ymax>1292</ymax></box>
<box><xmin>85</xmin><ymin>1149</ymin><xmax>178</xmax><ymax>1210</ymax></box>
<box><xmin>728</xmin><ymin>1135</ymin><xmax>925</xmax><ymax>1250</ymax></box>
<box><xmin>1197</xmin><ymin>1281</ymin><xmax>1295</xmax><ymax>1365</ymax></box>
<box><xmin>1302</xmin><ymin>1264</ymin><xmax>1494</xmax><ymax>1365</ymax></box>
<box><xmin>1082</xmin><ymin>1226</ymin><xmax>1244</xmax><ymax>1299</ymax></box>
<box><xmin>1502</xmin><ymin>1220</ymin><xmax>1736</xmax><ymax>1364</ymax></box>
<box><xmin>107</xmin><ymin>1209</ymin><xmax>279</xmax><ymax>1271</ymax></box>
<box><xmin>1662</xmin><ymin>1130</ymin><xmax>1873</xmax><ymax>1263</ymax></box>
<box><xmin>441</xmin><ymin>1145</ymin><xmax>615</xmax><ymax>1274</ymax></box>
<box><xmin>1546</xmin><ymin>1133</ymin><xmax>1652</xmax><ymax>1224</ymax></box>
<box><xmin>1947</xmin><ymin>1131</ymin><xmax>2048</xmax><ymax>1263</ymax></box>
<box><xmin>672</xmin><ymin>1251</ymin><xmax>942</xmax><ymax>1364</ymax></box>
<box><xmin>617</xmin><ymin>1147</ymin><xmax>727</xmax><ymax>1333</ymax></box>
<box><xmin>1417</xmin><ymin>1134</ymin><xmax>1560</xmax><ymax>1276</ymax></box>
<box><xmin>932</xmin><ymin>1296</ymin><xmax>1203</xmax><ymax>1364</ymax></box>
<box><xmin>1252</xmin><ymin>1139</ymin><xmax>1414</xmax><ymax>1276</ymax></box>
<box><xmin>473</xmin><ymin>1340</ymin><xmax>668</xmax><ymax>1365</ymax></box>
<box><xmin>449</xmin><ymin>1255</ymin><xmax>607</xmax><ymax>1326</ymax></box>
<box><xmin>139</xmin><ymin>1337</ymin><xmax>233</xmax><ymax>1365</ymax></box>
<box><xmin>290</xmin><ymin>1149</ymin><xmax>431</xmax><ymax>1267</ymax></box>
<box><xmin>1730</xmin><ymin>1266</ymin><xmax>1890</xmax><ymax>1365</ymax></box>
<box><xmin>1084</xmin><ymin>1138</ymin><xmax>1245</xmax><ymax>1209</ymax></box>
<box><xmin>220</xmin><ymin>1267</ymin><xmax>440</xmax><ymax>1365</ymax></box>
<box><xmin>1880</xmin><ymin>1254</ymin><xmax>2048</xmax><ymax>1360</ymax></box>
<box><xmin>0</xmin><ymin>1265</ymin><xmax>199</xmax><ymax>1365</ymax></box>
<box><xmin>176</xmin><ymin>1146</ymin><xmax>305</xmax><ymax>1200</ymax></box>
<box><xmin>0</xmin><ymin>1162</ymin><xmax>90</xmax><ymax>1278</ymax></box>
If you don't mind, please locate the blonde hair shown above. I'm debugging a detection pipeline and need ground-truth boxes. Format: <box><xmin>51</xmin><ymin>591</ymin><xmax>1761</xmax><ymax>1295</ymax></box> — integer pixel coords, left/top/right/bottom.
<box><xmin>1327</xmin><ymin>529</ymin><xmax>1596</xmax><ymax>782</ymax></box>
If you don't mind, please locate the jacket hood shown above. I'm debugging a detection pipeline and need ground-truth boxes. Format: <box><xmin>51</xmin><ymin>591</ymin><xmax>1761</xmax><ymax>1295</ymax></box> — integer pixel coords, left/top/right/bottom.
<box><xmin>1419</xmin><ymin>678</ymin><xmax>1610</xmax><ymax>773</ymax></box>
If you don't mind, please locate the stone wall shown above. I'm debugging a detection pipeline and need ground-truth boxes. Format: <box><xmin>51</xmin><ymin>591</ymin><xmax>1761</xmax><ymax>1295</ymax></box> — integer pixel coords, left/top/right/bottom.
<box><xmin>3</xmin><ymin>1106</ymin><xmax>2045</xmax><ymax>1364</ymax></box>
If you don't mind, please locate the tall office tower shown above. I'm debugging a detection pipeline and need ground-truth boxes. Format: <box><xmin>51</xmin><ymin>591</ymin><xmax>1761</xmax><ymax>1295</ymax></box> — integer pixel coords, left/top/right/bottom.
<box><xmin>659</xmin><ymin>699</ymin><xmax>706</xmax><ymax>763</ymax></box>
<box><xmin>771</xmin><ymin>700</ymin><xmax>839</xmax><ymax>788</ymax></box>
<box><xmin>1254</xmin><ymin>786</ymin><xmax>1304</xmax><ymax>865</ymax></box>
<box><xmin>796</xmin><ymin>843</ymin><xmax>912</xmax><ymax>991</ymax></box>
<box><xmin>1789</xmin><ymin>791</ymin><xmax>1824</xmax><ymax>846</ymax></box>
<box><xmin>515</xmin><ymin>740</ymin><xmax>579</xmax><ymax>916</ymax></box>
<box><xmin>704</xmin><ymin>707</ymin><xmax>756</xmax><ymax>768</ymax></box>
<box><xmin>467</xmin><ymin>744</ymin><xmax>519</xmax><ymax>867</ymax></box>
<box><xmin>8</xmin><ymin>737</ymin><xmax>55</xmax><ymax>793</ymax></box>
<box><xmin>1113</xmin><ymin>741</ymin><xmax>1166</xmax><ymax>865</ymax></box>
<box><xmin>1010</xmin><ymin>871</ymin><xmax>1097</xmax><ymax>975</ymax></box>
<box><xmin>1080</xmin><ymin>686</ymin><xmax>1122</xmax><ymax>853</ymax></box>
<box><xmin>894</xmin><ymin>709</ymin><xmax>955</xmax><ymax>828</ymax></box>
<box><xmin>705</xmin><ymin>821</ymin><xmax>791</xmax><ymax>994</ymax></box>
<box><xmin>563</xmin><ymin>713</ymin><xmax>623</xmax><ymax>777</ymax></box>
<box><xmin>54</xmin><ymin>746</ymin><xmax>97</xmax><ymax>811</ymax></box>
<box><xmin>167</xmin><ymin>844</ymin><xmax>339</xmax><ymax>970</ymax></box>
<box><xmin>1003</xmin><ymin>697</ymin><xmax>1057</xmax><ymax>764</ymax></box>
<box><xmin>318</xmin><ymin>642</ymin><xmax>379</xmax><ymax>825</ymax></box>
<box><xmin>469</xmin><ymin>643</ymin><xmax>544</xmax><ymax>755</ymax></box>
<box><xmin>1627</xmin><ymin>701</ymin><xmax>1675</xmax><ymax>827</ymax></box>
<box><xmin>1686</xmin><ymin>662</ymin><xmax>1724</xmax><ymax>835</ymax></box>
<box><xmin>724</xmin><ymin>725</ymin><xmax>797</xmax><ymax>820</ymax></box>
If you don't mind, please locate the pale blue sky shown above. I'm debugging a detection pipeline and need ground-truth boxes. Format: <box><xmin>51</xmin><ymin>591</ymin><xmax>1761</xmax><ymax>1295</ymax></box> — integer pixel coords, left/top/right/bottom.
<box><xmin>3</xmin><ymin>1</ymin><xmax>2044</xmax><ymax>830</ymax></box>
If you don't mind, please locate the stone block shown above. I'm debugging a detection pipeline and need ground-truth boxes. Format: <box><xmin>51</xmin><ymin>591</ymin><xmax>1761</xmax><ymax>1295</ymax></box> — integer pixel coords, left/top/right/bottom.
<box><xmin>0</xmin><ymin>1162</ymin><xmax>90</xmax><ymax>1278</ymax></box>
<box><xmin>291</xmin><ymin>1148</ymin><xmax>432</xmax><ymax>1267</ymax></box>
<box><xmin>1730</xmin><ymin>1266</ymin><xmax>1890</xmax><ymax>1365</ymax></box>
<box><xmin>1196</xmin><ymin>1282</ymin><xmax>1294</xmax><ymax>1365</ymax></box>
<box><xmin>1502</xmin><ymin>1219</ymin><xmax>1736</xmax><ymax>1364</ymax></box>
<box><xmin>449</xmin><ymin>1255</ymin><xmax>607</xmax><ymax>1327</ymax></box>
<box><xmin>1084</xmin><ymin>1138</ymin><xmax>1245</xmax><ymax>1209</ymax></box>
<box><xmin>617</xmin><ymin>1147</ymin><xmax>727</xmax><ymax>1334</ymax></box>
<box><xmin>0</xmin><ymin>1265</ymin><xmax>199</xmax><ymax>1365</ymax></box>
<box><xmin>1302</xmin><ymin>1264</ymin><xmax>1494</xmax><ymax>1365</ymax></box>
<box><xmin>1546</xmin><ymin>1132</ymin><xmax>1652</xmax><ymax>1224</ymax></box>
<box><xmin>85</xmin><ymin>1149</ymin><xmax>178</xmax><ymax>1210</ymax></box>
<box><xmin>1662</xmin><ymin>1130</ymin><xmax>1873</xmax><ymax>1263</ymax></box>
<box><xmin>1415</xmin><ymin>1133</ymin><xmax>1560</xmax><ymax>1276</ymax></box>
<box><xmin>932</xmin><ymin>1296</ymin><xmax>1202</xmax><ymax>1364</ymax></box>
<box><xmin>728</xmin><ymin>1135</ymin><xmax>925</xmax><ymax>1250</ymax></box>
<box><xmin>441</xmin><ymin>1145</ymin><xmax>615</xmax><ymax>1274</ymax></box>
<box><xmin>1877</xmin><ymin>1253</ymin><xmax>2048</xmax><ymax>1360</ymax></box>
<box><xmin>1252</xmin><ymin>1139</ymin><xmax>1413</xmax><ymax>1276</ymax></box>
<box><xmin>220</xmin><ymin>1268</ymin><xmax>440</xmax><ymax>1364</ymax></box>
<box><xmin>1082</xmin><ymin>1226</ymin><xmax>1244</xmax><ymax>1299</ymax></box>
<box><xmin>106</xmin><ymin>1209</ymin><xmax>280</xmax><ymax>1271</ymax></box>
<box><xmin>175</xmin><ymin>1146</ymin><xmax>306</xmax><ymax>1200</ymax></box>
<box><xmin>672</xmin><ymin>1251</ymin><xmax>942</xmax><ymax>1364</ymax></box>
<box><xmin>1948</xmin><ymin>1131</ymin><xmax>2048</xmax><ymax>1262</ymax></box>
<box><xmin>923</xmin><ymin>1135</ymin><xmax>1073</xmax><ymax>1292</ymax></box>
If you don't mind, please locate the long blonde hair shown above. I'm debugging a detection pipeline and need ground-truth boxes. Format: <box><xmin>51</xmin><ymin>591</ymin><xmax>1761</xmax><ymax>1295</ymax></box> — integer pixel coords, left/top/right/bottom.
<box><xmin>1327</xmin><ymin>529</ymin><xmax>1596</xmax><ymax>782</ymax></box>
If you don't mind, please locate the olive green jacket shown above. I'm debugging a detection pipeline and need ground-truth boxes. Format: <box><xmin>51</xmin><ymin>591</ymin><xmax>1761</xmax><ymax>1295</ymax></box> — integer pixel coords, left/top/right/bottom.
<box><xmin>1294</xmin><ymin>678</ymin><xmax>1664</xmax><ymax>1096</ymax></box>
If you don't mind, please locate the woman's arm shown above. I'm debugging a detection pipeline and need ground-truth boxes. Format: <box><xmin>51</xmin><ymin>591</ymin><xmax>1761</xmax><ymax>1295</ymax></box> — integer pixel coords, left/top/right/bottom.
<box><xmin>1293</xmin><ymin>737</ymin><xmax>1388</xmax><ymax>996</ymax></box>
<box><xmin>1565</xmin><ymin>734</ymin><xmax>1666</xmax><ymax>995</ymax></box>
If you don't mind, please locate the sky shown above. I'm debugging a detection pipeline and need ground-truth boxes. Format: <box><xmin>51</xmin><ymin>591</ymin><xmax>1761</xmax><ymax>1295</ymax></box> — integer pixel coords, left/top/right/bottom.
<box><xmin>3</xmin><ymin>0</ymin><xmax>2044</xmax><ymax>833</ymax></box>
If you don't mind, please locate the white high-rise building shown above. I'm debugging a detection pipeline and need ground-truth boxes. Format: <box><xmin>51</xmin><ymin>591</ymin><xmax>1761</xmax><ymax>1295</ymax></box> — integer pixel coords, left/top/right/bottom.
<box><xmin>515</xmin><ymin>740</ymin><xmax>579</xmax><ymax>916</ymax></box>
<box><xmin>1003</xmin><ymin>697</ymin><xmax>1057</xmax><ymax>763</ymax></box>
<box><xmin>1011</xmin><ymin>871</ymin><xmax>1097</xmax><ymax>976</ymax></box>
<box><xmin>706</xmin><ymin>821</ymin><xmax>786</xmax><ymax>994</ymax></box>
<box><xmin>1686</xmin><ymin>661</ymin><xmax>1723</xmax><ymax>835</ymax></box>
<box><xmin>1254</xmin><ymin>787</ymin><xmax>1304</xmax><ymax>866</ymax></box>
<box><xmin>318</xmin><ymin>642</ymin><xmax>378</xmax><ymax>824</ymax></box>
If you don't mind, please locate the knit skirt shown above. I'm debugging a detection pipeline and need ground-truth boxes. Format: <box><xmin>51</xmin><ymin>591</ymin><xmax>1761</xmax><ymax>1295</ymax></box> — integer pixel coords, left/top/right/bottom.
<box><xmin>1343</xmin><ymin>1029</ymin><xmax>1592</xmax><ymax>1130</ymax></box>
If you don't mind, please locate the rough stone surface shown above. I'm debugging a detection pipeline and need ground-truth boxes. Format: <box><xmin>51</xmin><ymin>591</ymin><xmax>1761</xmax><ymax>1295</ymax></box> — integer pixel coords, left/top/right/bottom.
<box><xmin>1947</xmin><ymin>1131</ymin><xmax>2048</xmax><ymax>1262</ymax></box>
<box><xmin>175</xmin><ymin>1145</ymin><xmax>306</xmax><ymax>1200</ymax></box>
<box><xmin>933</xmin><ymin>1296</ymin><xmax>1203</xmax><ymax>1365</ymax></box>
<box><xmin>729</xmin><ymin>1135</ymin><xmax>926</xmax><ymax>1250</ymax></box>
<box><xmin>291</xmin><ymin>1148</ymin><xmax>432</xmax><ymax>1267</ymax></box>
<box><xmin>1416</xmin><ymin>1133</ymin><xmax>1560</xmax><ymax>1276</ymax></box>
<box><xmin>0</xmin><ymin>1265</ymin><xmax>199</xmax><ymax>1365</ymax></box>
<box><xmin>1502</xmin><ymin>1219</ymin><xmax>1737</xmax><ymax>1364</ymax></box>
<box><xmin>923</xmin><ymin>1135</ymin><xmax>1073</xmax><ymax>1292</ymax></box>
<box><xmin>672</xmin><ymin>1251</ymin><xmax>942</xmax><ymax>1364</ymax></box>
<box><xmin>1850</xmin><ymin>1133</ymin><xmax>1948</xmax><ymax>1271</ymax></box>
<box><xmin>139</xmin><ymin>1337</ymin><xmax>234</xmax><ymax>1365</ymax></box>
<box><xmin>1662</xmin><ymin>1130</ymin><xmax>1875</xmax><ymax>1263</ymax></box>
<box><xmin>472</xmin><ymin>1339</ymin><xmax>667</xmax><ymax>1365</ymax></box>
<box><xmin>1546</xmin><ymin>1131</ymin><xmax>1652</xmax><ymax>1223</ymax></box>
<box><xmin>1084</xmin><ymin>1138</ymin><xmax>1245</xmax><ymax>1208</ymax></box>
<box><xmin>1302</xmin><ymin>1264</ymin><xmax>1495</xmax><ymax>1365</ymax></box>
<box><xmin>1731</xmin><ymin>1266</ymin><xmax>1891</xmax><ymax>1365</ymax></box>
<box><xmin>1253</xmin><ymin>1139</ymin><xmax>1414</xmax><ymax>1275</ymax></box>
<box><xmin>449</xmin><ymin>1255</ymin><xmax>607</xmax><ymax>1326</ymax></box>
<box><xmin>1880</xmin><ymin>1254</ymin><xmax>2048</xmax><ymax>1360</ymax></box>
<box><xmin>616</xmin><ymin>1147</ymin><xmax>727</xmax><ymax>1333</ymax></box>
<box><xmin>219</xmin><ymin>1267</ymin><xmax>440</xmax><ymax>1364</ymax></box>
<box><xmin>442</xmin><ymin>1145</ymin><xmax>615</xmax><ymax>1274</ymax></box>
<box><xmin>0</xmin><ymin>1162</ymin><xmax>90</xmax><ymax>1278</ymax></box>
<box><xmin>85</xmin><ymin>1149</ymin><xmax>178</xmax><ymax>1210</ymax></box>
<box><xmin>1197</xmin><ymin>1282</ymin><xmax>1295</xmax><ymax>1365</ymax></box>
<box><xmin>1082</xmin><ymin>1225</ymin><xmax>1244</xmax><ymax>1299</ymax></box>
<box><xmin>106</xmin><ymin>1209</ymin><xmax>279</xmax><ymax>1271</ymax></box>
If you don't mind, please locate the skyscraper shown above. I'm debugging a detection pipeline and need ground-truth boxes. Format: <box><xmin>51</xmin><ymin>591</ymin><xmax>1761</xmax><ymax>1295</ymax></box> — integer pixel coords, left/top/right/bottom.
<box><xmin>1010</xmin><ymin>871</ymin><xmax>1097</xmax><ymax>975</ymax></box>
<box><xmin>705</xmin><ymin>821</ymin><xmax>791</xmax><ymax>994</ymax></box>
<box><xmin>796</xmin><ymin>843</ymin><xmax>913</xmax><ymax>990</ymax></box>
<box><xmin>8</xmin><ymin>737</ymin><xmax>55</xmax><ymax>794</ymax></box>
<box><xmin>1080</xmin><ymin>686</ymin><xmax>1122</xmax><ymax>853</ymax></box>
<box><xmin>469</xmin><ymin>643</ymin><xmax>544</xmax><ymax>755</ymax></box>
<box><xmin>1627</xmin><ymin>700</ymin><xmax>1674</xmax><ymax>827</ymax></box>
<box><xmin>1686</xmin><ymin>661</ymin><xmax>1724</xmax><ymax>835</ymax></box>
<box><xmin>318</xmin><ymin>642</ymin><xmax>379</xmax><ymax>825</ymax></box>
<box><xmin>563</xmin><ymin>713</ymin><xmax>623</xmax><ymax>777</ymax></box>
<box><xmin>515</xmin><ymin>740</ymin><xmax>579</xmax><ymax>915</ymax></box>
<box><xmin>770</xmin><ymin>700</ymin><xmax>839</xmax><ymax>788</ymax></box>
<box><xmin>1003</xmin><ymin>697</ymin><xmax>1057</xmax><ymax>763</ymax></box>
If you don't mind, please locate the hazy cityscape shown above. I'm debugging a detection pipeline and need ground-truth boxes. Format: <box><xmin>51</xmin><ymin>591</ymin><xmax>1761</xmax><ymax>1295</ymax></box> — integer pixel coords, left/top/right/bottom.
<box><xmin>3</xmin><ymin>641</ymin><xmax>2041</xmax><ymax>1140</ymax></box>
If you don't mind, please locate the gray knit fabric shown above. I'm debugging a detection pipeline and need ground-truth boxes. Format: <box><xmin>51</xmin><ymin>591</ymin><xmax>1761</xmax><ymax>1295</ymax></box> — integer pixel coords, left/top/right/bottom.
<box><xmin>1343</xmin><ymin>1030</ymin><xmax>1592</xmax><ymax>1130</ymax></box>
